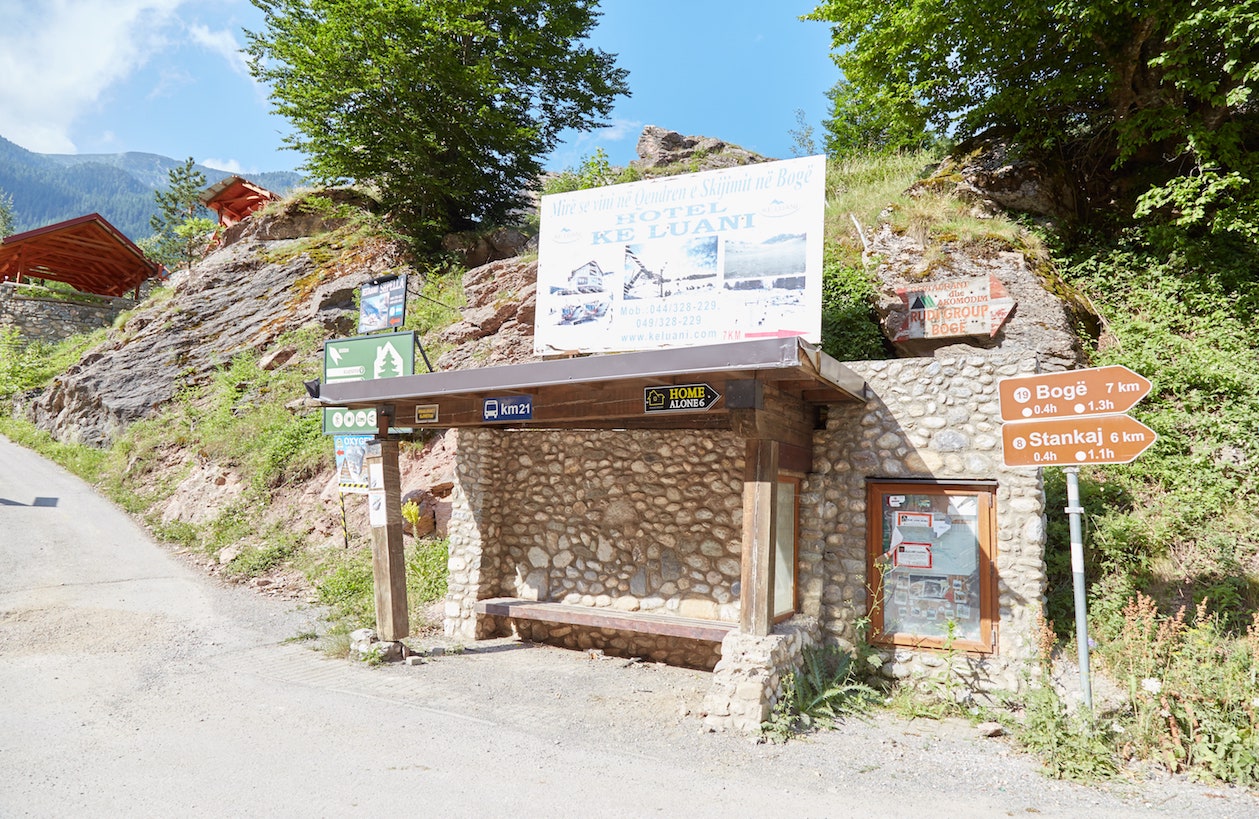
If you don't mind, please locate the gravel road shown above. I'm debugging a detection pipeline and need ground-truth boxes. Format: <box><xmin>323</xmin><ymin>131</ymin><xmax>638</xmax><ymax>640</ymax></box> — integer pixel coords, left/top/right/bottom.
<box><xmin>2</xmin><ymin>434</ymin><xmax>1256</xmax><ymax>818</ymax></box>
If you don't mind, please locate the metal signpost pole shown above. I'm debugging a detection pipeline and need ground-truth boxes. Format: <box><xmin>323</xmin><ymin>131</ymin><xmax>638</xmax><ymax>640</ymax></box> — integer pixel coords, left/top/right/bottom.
<box><xmin>999</xmin><ymin>365</ymin><xmax>1156</xmax><ymax>715</ymax></box>
<box><xmin>1064</xmin><ymin>465</ymin><xmax>1093</xmax><ymax>712</ymax></box>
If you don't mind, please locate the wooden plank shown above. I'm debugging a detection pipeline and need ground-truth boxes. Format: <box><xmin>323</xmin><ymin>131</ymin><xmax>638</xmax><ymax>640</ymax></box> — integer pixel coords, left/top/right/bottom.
<box><xmin>740</xmin><ymin>438</ymin><xmax>778</xmax><ymax>636</ymax></box>
<box><xmin>367</xmin><ymin>439</ymin><xmax>409</xmax><ymax>640</ymax></box>
<box><xmin>475</xmin><ymin>597</ymin><xmax>737</xmax><ymax>643</ymax></box>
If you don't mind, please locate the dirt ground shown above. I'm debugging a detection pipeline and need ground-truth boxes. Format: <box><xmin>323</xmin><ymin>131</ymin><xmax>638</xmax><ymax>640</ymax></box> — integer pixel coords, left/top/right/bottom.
<box><xmin>5</xmin><ymin>433</ymin><xmax>1259</xmax><ymax>817</ymax></box>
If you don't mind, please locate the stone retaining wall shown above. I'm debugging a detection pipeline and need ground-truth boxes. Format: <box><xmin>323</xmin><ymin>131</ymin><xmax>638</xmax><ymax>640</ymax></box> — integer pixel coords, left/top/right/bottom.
<box><xmin>0</xmin><ymin>283</ymin><xmax>133</xmax><ymax>343</ymax></box>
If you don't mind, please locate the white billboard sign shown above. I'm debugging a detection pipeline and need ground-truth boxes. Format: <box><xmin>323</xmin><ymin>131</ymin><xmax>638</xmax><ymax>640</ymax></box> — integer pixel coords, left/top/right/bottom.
<box><xmin>534</xmin><ymin>155</ymin><xmax>826</xmax><ymax>355</ymax></box>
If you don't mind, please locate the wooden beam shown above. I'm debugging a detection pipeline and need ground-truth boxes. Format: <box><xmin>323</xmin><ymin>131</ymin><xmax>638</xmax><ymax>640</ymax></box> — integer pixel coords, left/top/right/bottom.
<box><xmin>740</xmin><ymin>438</ymin><xmax>778</xmax><ymax>636</ymax></box>
<box><xmin>475</xmin><ymin>597</ymin><xmax>736</xmax><ymax>642</ymax></box>
<box><xmin>366</xmin><ymin>438</ymin><xmax>409</xmax><ymax>640</ymax></box>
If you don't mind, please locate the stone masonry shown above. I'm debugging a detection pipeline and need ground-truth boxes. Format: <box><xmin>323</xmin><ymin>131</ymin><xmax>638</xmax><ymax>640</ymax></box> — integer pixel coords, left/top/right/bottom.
<box><xmin>0</xmin><ymin>283</ymin><xmax>133</xmax><ymax>344</ymax></box>
<box><xmin>446</xmin><ymin>427</ymin><xmax>745</xmax><ymax>670</ymax></box>
<box><xmin>803</xmin><ymin>348</ymin><xmax>1046</xmax><ymax>694</ymax></box>
<box><xmin>444</xmin><ymin>347</ymin><xmax>1049</xmax><ymax>731</ymax></box>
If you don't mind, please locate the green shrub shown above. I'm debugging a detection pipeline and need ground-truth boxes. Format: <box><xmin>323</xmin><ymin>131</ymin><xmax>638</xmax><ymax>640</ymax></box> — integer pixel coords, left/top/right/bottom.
<box><xmin>407</xmin><ymin>537</ymin><xmax>449</xmax><ymax>608</ymax></box>
<box><xmin>1017</xmin><ymin>683</ymin><xmax>1118</xmax><ymax>782</ymax></box>
<box><xmin>1093</xmin><ymin>594</ymin><xmax>1259</xmax><ymax>785</ymax></box>
<box><xmin>819</xmin><ymin>261</ymin><xmax>890</xmax><ymax>361</ymax></box>
<box><xmin>762</xmin><ymin>644</ymin><xmax>880</xmax><ymax>741</ymax></box>
<box><xmin>315</xmin><ymin>552</ymin><xmax>377</xmax><ymax>628</ymax></box>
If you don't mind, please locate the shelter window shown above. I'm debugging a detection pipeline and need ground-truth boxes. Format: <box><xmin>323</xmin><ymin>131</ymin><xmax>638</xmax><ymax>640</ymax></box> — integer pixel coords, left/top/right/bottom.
<box><xmin>866</xmin><ymin>480</ymin><xmax>996</xmax><ymax>653</ymax></box>
<box><xmin>772</xmin><ymin>476</ymin><xmax>799</xmax><ymax>621</ymax></box>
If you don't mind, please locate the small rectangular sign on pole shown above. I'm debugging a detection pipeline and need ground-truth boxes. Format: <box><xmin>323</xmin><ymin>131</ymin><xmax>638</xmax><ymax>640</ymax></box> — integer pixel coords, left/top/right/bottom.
<box><xmin>358</xmin><ymin>274</ymin><xmax>408</xmax><ymax>334</ymax></box>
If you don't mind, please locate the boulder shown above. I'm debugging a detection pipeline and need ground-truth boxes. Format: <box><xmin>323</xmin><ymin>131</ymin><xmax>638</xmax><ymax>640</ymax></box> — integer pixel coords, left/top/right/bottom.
<box><xmin>914</xmin><ymin>137</ymin><xmax>1079</xmax><ymax>222</ymax></box>
<box><xmin>441</xmin><ymin>228</ymin><xmax>531</xmax><ymax>269</ymax></box>
<box><xmin>868</xmin><ymin>224</ymin><xmax>1093</xmax><ymax>371</ymax></box>
<box><xmin>631</xmin><ymin>125</ymin><xmax>770</xmax><ymax>171</ymax></box>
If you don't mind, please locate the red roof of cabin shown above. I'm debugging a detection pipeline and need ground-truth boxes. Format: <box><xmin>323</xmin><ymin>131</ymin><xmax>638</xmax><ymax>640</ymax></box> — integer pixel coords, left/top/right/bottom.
<box><xmin>200</xmin><ymin>176</ymin><xmax>279</xmax><ymax>228</ymax></box>
<box><xmin>0</xmin><ymin>213</ymin><xmax>160</xmax><ymax>297</ymax></box>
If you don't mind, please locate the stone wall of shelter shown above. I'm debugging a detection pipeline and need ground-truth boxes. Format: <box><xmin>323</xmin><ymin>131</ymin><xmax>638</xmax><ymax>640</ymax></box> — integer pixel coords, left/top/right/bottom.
<box><xmin>0</xmin><ymin>283</ymin><xmax>132</xmax><ymax>343</ymax></box>
<box><xmin>702</xmin><ymin>616</ymin><xmax>821</xmax><ymax>732</ymax></box>
<box><xmin>445</xmin><ymin>427</ymin><xmax>746</xmax><ymax>668</ymax></box>
<box><xmin>800</xmin><ymin>348</ymin><xmax>1047</xmax><ymax>694</ymax></box>
<box><xmin>443</xmin><ymin>347</ymin><xmax>1050</xmax><ymax>726</ymax></box>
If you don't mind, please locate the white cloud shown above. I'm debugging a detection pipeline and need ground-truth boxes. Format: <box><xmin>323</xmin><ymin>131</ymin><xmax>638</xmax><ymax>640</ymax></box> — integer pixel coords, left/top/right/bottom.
<box><xmin>200</xmin><ymin>157</ymin><xmax>246</xmax><ymax>174</ymax></box>
<box><xmin>0</xmin><ymin>0</ymin><xmax>187</xmax><ymax>152</ymax></box>
<box><xmin>147</xmin><ymin>67</ymin><xmax>194</xmax><ymax>100</ymax></box>
<box><xmin>188</xmin><ymin>23</ymin><xmax>249</xmax><ymax>76</ymax></box>
<box><xmin>596</xmin><ymin>118</ymin><xmax>643</xmax><ymax>142</ymax></box>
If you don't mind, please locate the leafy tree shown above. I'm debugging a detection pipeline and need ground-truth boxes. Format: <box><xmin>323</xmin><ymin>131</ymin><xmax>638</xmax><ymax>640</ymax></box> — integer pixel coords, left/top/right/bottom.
<box><xmin>148</xmin><ymin>158</ymin><xmax>214</xmax><ymax>271</ymax></box>
<box><xmin>245</xmin><ymin>0</ymin><xmax>629</xmax><ymax>247</ymax></box>
<box><xmin>821</xmin><ymin>79</ymin><xmax>936</xmax><ymax>158</ymax></box>
<box><xmin>0</xmin><ymin>187</ymin><xmax>14</xmax><ymax>237</ymax></box>
<box><xmin>787</xmin><ymin>109</ymin><xmax>818</xmax><ymax>157</ymax></box>
<box><xmin>805</xmin><ymin>1</ymin><xmax>1259</xmax><ymax>230</ymax></box>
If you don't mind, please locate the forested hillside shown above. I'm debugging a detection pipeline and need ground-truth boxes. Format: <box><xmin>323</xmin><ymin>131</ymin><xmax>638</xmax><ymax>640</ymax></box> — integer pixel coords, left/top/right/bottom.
<box><xmin>0</xmin><ymin>134</ymin><xmax>303</xmax><ymax>240</ymax></box>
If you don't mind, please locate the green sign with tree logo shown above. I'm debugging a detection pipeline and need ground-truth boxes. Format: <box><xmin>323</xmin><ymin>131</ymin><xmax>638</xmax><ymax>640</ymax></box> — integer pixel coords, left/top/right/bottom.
<box><xmin>322</xmin><ymin>331</ymin><xmax>416</xmax><ymax>434</ymax></box>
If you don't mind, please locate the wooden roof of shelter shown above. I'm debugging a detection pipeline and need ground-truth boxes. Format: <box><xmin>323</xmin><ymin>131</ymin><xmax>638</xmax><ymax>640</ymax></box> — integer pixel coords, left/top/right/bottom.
<box><xmin>199</xmin><ymin>176</ymin><xmax>279</xmax><ymax>227</ymax></box>
<box><xmin>319</xmin><ymin>337</ymin><xmax>867</xmax><ymax>444</ymax></box>
<box><xmin>0</xmin><ymin>213</ymin><xmax>160</xmax><ymax>297</ymax></box>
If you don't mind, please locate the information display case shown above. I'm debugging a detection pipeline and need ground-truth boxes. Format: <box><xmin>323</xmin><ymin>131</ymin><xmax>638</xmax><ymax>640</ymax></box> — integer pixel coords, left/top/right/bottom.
<box><xmin>867</xmin><ymin>480</ymin><xmax>997</xmax><ymax>653</ymax></box>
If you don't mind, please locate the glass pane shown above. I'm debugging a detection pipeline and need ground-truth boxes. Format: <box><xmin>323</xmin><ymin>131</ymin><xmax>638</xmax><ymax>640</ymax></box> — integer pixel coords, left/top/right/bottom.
<box><xmin>773</xmin><ymin>480</ymin><xmax>796</xmax><ymax>618</ymax></box>
<box><xmin>878</xmin><ymin>492</ymin><xmax>981</xmax><ymax>642</ymax></box>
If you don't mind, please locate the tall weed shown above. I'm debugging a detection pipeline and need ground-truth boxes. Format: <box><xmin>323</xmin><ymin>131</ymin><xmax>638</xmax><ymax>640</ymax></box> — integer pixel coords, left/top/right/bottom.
<box><xmin>1096</xmin><ymin>594</ymin><xmax>1259</xmax><ymax>785</ymax></box>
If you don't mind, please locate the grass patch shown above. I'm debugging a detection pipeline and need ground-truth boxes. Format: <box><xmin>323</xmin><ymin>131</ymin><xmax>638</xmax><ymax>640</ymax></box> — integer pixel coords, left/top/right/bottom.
<box><xmin>308</xmin><ymin>536</ymin><xmax>450</xmax><ymax>638</ymax></box>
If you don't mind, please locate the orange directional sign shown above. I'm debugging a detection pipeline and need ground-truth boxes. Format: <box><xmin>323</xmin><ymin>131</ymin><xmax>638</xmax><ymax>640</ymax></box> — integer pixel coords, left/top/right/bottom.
<box><xmin>999</xmin><ymin>366</ymin><xmax>1152</xmax><ymax>422</ymax></box>
<box><xmin>1002</xmin><ymin>414</ymin><xmax>1157</xmax><ymax>466</ymax></box>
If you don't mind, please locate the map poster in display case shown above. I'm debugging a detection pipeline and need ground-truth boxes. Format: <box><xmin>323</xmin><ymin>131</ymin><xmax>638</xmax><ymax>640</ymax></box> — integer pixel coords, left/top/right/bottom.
<box><xmin>868</xmin><ymin>482</ymin><xmax>996</xmax><ymax>653</ymax></box>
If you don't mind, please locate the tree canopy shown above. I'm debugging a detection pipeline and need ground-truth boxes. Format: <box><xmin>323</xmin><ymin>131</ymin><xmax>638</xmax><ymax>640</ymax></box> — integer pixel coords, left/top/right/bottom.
<box><xmin>0</xmin><ymin>187</ymin><xmax>14</xmax><ymax>238</ymax></box>
<box><xmin>246</xmin><ymin>0</ymin><xmax>629</xmax><ymax>246</ymax></box>
<box><xmin>807</xmin><ymin>0</ymin><xmax>1259</xmax><ymax>231</ymax></box>
<box><xmin>145</xmin><ymin>158</ymin><xmax>214</xmax><ymax>272</ymax></box>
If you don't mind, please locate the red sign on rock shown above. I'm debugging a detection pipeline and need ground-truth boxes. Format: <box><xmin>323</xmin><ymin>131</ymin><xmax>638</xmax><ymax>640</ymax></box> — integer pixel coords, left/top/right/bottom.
<box><xmin>892</xmin><ymin>275</ymin><xmax>1014</xmax><ymax>342</ymax></box>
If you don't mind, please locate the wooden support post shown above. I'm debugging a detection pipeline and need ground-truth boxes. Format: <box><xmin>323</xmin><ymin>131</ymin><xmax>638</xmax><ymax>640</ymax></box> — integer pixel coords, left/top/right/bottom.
<box><xmin>740</xmin><ymin>437</ymin><xmax>778</xmax><ymax>636</ymax></box>
<box><xmin>366</xmin><ymin>436</ymin><xmax>409</xmax><ymax>641</ymax></box>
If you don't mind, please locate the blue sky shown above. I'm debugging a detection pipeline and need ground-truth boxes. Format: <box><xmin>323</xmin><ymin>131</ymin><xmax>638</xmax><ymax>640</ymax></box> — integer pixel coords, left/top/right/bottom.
<box><xmin>0</xmin><ymin>1</ymin><xmax>838</xmax><ymax>176</ymax></box>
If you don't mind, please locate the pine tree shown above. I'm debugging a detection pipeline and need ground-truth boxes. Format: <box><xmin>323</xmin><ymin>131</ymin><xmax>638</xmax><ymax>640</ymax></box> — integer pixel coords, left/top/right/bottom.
<box><xmin>147</xmin><ymin>158</ymin><xmax>215</xmax><ymax>271</ymax></box>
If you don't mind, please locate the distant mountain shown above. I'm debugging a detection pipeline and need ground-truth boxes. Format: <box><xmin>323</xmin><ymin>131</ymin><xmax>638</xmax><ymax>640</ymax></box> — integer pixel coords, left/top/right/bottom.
<box><xmin>0</xmin><ymin>134</ymin><xmax>305</xmax><ymax>241</ymax></box>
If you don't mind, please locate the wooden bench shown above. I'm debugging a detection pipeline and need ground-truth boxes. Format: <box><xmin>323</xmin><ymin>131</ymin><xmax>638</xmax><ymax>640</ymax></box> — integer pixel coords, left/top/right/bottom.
<box><xmin>475</xmin><ymin>597</ymin><xmax>738</xmax><ymax>643</ymax></box>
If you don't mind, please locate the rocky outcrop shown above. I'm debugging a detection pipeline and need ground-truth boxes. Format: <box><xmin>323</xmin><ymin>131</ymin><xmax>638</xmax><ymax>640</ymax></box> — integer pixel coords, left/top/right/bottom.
<box><xmin>440</xmin><ymin>228</ymin><xmax>531</xmax><ymax>269</ymax></box>
<box><xmin>219</xmin><ymin>187</ymin><xmax>375</xmax><ymax>246</ymax></box>
<box><xmin>913</xmin><ymin>137</ymin><xmax>1079</xmax><ymax>222</ymax></box>
<box><xmin>632</xmin><ymin>125</ymin><xmax>770</xmax><ymax>171</ymax></box>
<box><xmin>434</xmin><ymin>256</ymin><xmax>539</xmax><ymax>370</ymax></box>
<box><xmin>867</xmin><ymin>224</ymin><xmax>1092</xmax><ymax>372</ymax></box>
<box><xmin>29</xmin><ymin>208</ymin><xmax>410</xmax><ymax>447</ymax></box>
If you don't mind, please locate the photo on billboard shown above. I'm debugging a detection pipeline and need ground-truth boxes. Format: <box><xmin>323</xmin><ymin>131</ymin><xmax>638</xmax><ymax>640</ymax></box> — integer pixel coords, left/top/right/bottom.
<box><xmin>534</xmin><ymin>156</ymin><xmax>826</xmax><ymax>355</ymax></box>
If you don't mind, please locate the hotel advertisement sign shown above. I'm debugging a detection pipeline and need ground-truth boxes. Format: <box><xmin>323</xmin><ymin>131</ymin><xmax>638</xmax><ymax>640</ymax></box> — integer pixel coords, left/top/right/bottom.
<box><xmin>535</xmin><ymin>155</ymin><xmax>826</xmax><ymax>355</ymax></box>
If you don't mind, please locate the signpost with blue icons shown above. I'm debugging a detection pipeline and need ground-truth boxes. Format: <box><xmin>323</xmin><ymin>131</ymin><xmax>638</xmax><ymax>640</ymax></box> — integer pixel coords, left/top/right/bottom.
<box><xmin>322</xmin><ymin>331</ymin><xmax>416</xmax><ymax>434</ymax></box>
